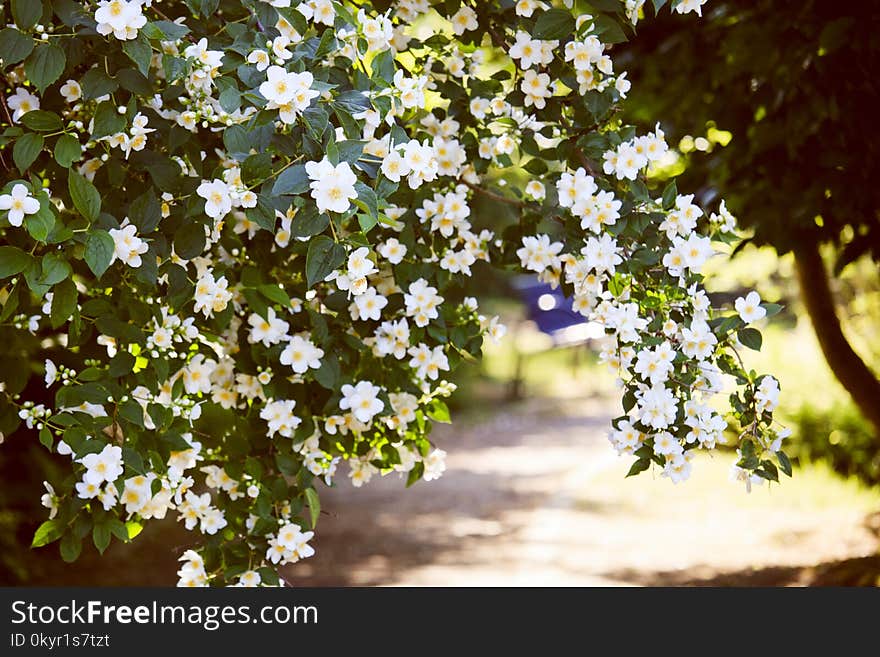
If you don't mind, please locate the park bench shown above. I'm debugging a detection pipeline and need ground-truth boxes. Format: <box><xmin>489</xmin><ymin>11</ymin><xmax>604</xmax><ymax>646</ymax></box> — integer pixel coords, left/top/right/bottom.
<box><xmin>507</xmin><ymin>275</ymin><xmax>606</xmax><ymax>398</ymax></box>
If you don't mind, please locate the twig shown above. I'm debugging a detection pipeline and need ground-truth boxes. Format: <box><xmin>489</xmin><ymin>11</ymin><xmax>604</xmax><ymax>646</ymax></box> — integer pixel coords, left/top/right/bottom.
<box><xmin>463</xmin><ymin>180</ymin><xmax>526</xmax><ymax>208</ymax></box>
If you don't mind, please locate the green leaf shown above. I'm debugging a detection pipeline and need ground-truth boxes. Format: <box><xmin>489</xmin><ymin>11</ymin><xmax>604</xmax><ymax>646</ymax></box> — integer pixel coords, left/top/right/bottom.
<box><xmin>427</xmin><ymin>398</ymin><xmax>452</xmax><ymax>423</ymax></box>
<box><xmin>762</xmin><ymin>303</ymin><xmax>784</xmax><ymax>318</ymax></box>
<box><xmin>53</xmin><ymin>133</ymin><xmax>81</xmax><ymax>168</ymax></box>
<box><xmin>737</xmin><ymin>327</ymin><xmax>763</xmax><ymax>351</ymax></box>
<box><xmin>68</xmin><ymin>170</ymin><xmax>101</xmax><ymax>221</ymax></box>
<box><xmin>594</xmin><ymin>14</ymin><xmax>628</xmax><ymax>44</ymax></box>
<box><xmin>60</xmin><ymin>531</ymin><xmax>81</xmax><ymax>563</ymax></box>
<box><xmin>32</xmin><ymin>519</ymin><xmax>64</xmax><ymax>547</ymax></box>
<box><xmin>148</xmin><ymin>20</ymin><xmax>191</xmax><ymax>41</ymax></box>
<box><xmin>39</xmin><ymin>426</ymin><xmax>53</xmax><ymax>449</ymax></box>
<box><xmin>50</xmin><ymin>277</ymin><xmax>77</xmax><ymax>328</ymax></box>
<box><xmin>652</xmin><ymin>0</ymin><xmax>668</xmax><ymax>12</ymax></box>
<box><xmin>305</xmin><ymin>235</ymin><xmax>346</xmax><ymax>287</ymax></box>
<box><xmin>533</xmin><ymin>8</ymin><xmax>575</xmax><ymax>40</ymax></box>
<box><xmin>776</xmin><ymin>450</ymin><xmax>793</xmax><ymax>477</ymax></box>
<box><xmin>661</xmin><ymin>181</ymin><xmax>678</xmax><ymax>210</ymax></box>
<box><xmin>80</xmin><ymin>67</ymin><xmax>118</xmax><ymax>100</ymax></box>
<box><xmin>92</xmin><ymin>523</ymin><xmax>111</xmax><ymax>555</ymax></box>
<box><xmin>291</xmin><ymin>205</ymin><xmax>329</xmax><ymax>238</ymax></box>
<box><xmin>108</xmin><ymin>351</ymin><xmax>135</xmax><ymax>377</ymax></box>
<box><xmin>313</xmin><ymin>352</ymin><xmax>339</xmax><ymax>389</ymax></box>
<box><xmin>122</xmin><ymin>33</ymin><xmax>152</xmax><ymax>77</ymax></box>
<box><xmin>125</xmin><ymin>520</ymin><xmax>143</xmax><ymax>540</ymax></box>
<box><xmin>90</xmin><ymin>101</ymin><xmax>125</xmax><ymax>140</ymax></box>
<box><xmin>107</xmin><ymin>518</ymin><xmax>129</xmax><ymax>542</ymax></box>
<box><xmin>13</xmin><ymin>132</ymin><xmax>43</xmax><ymax>173</ymax></box>
<box><xmin>219</xmin><ymin>82</ymin><xmax>241</xmax><ymax>114</ymax></box>
<box><xmin>353</xmin><ymin>181</ymin><xmax>378</xmax><ymax>221</ymax></box>
<box><xmin>0</xmin><ymin>246</ymin><xmax>32</xmax><ymax>278</ymax></box>
<box><xmin>304</xmin><ymin>487</ymin><xmax>320</xmax><ymax>529</ymax></box>
<box><xmin>84</xmin><ymin>229</ymin><xmax>115</xmax><ymax>278</ymax></box>
<box><xmin>626</xmin><ymin>458</ymin><xmax>651</xmax><ymax>477</ymax></box>
<box><xmin>128</xmin><ymin>190</ymin><xmax>162</xmax><ymax>233</ymax></box>
<box><xmin>272</xmin><ymin>164</ymin><xmax>309</xmax><ymax>195</ymax></box>
<box><xmin>12</xmin><ymin>0</ymin><xmax>43</xmax><ymax>31</ymax></box>
<box><xmin>20</xmin><ymin>109</ymin><xmax>62</xmax><ymax>132</ymax></box>
<box><xmin>24</xmin><ymin>42</ymin><xmax>65</xmax><ymax>94</ymax></box>
<box><xmin>174</xmin><ymin>221</ymin><xmax>206</xmax><ymax>259</ymax></box>
<box><xmin>257</xmin><ymin>284</ymin><xmax>290</xmax><ymax>307</ymax></box>
<box><xmin>24</xmin><ymin>199</ymin><xmax>54</xmax><ymax>242</ymax></box>
<box><xmin>0</xmin><ymin>27</ymin><xmax>34</xmax><ymax>68</ymax></box>
<box><xmin>39</xmin><ymin>253</ymin><xmax>70</xmax><ymax>285</ymax></box>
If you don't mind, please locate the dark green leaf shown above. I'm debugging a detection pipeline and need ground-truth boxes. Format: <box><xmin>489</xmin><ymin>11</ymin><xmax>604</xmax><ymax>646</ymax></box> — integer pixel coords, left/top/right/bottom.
<box><xmin>305</xmin><ymin>235</ymin><xmax>346</xmax><ymax>287</ymax></box>
<box><xmin>122</xmin><ymin>33</ymin><xmax>152</xmax><ymax>77</ymax></box>
<box><xmin>24</xmin><ymin>42</ymin><xmax>65</xmax><ymax>94</ymax></box>
<box><xmin>0</xmin><ymin>27</ymin><xmax>34</xmax><ymax>68</ymax></box>
<box><xmin>0</xmin><ymin>245</ymin><xmax>32</xmax><ymax>278</ymax></box>
<box><xmin>174</xmin><ymin>221</ymin><xmax>206</xmax><ymax>259</ymax></box>
<box><xmin>776</xmin><ymin>450</ymin><xmax>793</xmax><ymax>477</ymax></box>
<box><xmin>92</xmin><ymin>523</ymin><xmax>111</xmax><ymax>554</ymax></box>
<box><xmin>68</xmin><ymin>170</ymin><xmax>101</xmax><ymax>221</ymax></box>
<box><xmin>80</xmin><ymin>67</ymin><xmax>119</xmax><ymax>100</ymax></box>
<box><xmin>12</xmin><ymin>0</ymin><xmax>42</xmax><ymax>31</ymax></box>
<box><xmin>50</xmin><ymin>277</ymin><xmax>77</xmax><ymax>328</ymax></box>
<box><xmin>626</xmin><ymin>458</ymin><xmax>651</xmax><ymax>477</ymax></box>
<box><xmin>13</xmin><ymin>132</ymin><xmax>43</xmax><ymax>173</ymax></box>
<box><xmin>53</xmin><ymin>133</ymin><xmax>81</xmax><ymax>168</ymax></box>
<box><xmin>90</xmin><ymin>101</ymin><xmax>125</xmax><ymax>140</ymax></box>
<box><xmin>661</xmin><ymin>181</ymin><xmax>677</xmax><ymax>210</ymax></box>
<box><xmin>20</xmin><ymin>110</ymin><xmax>62</xmax><ymax>132</ymax></box>
<box><xmin>533</xmin><ymin>8</ymin><xmax>575</xmax><ymax>40</ymax></box>
<box><xmin>60</xmin><ymin>531</ymin><xmax>81</xmax><ymax>562</ymax></box>
<box><xmin>737</xmin><ymin>327</ymin><xmax>762</xmax><ymax>351</ymax></box>
<box><xmin>272</xmin><ymin>164</ymin><xmax>309</xmax><ymax>195</ymax></box>
<box><xmin>84</xmin><ymin>229</ymin><xmax>115</xmax><ymax>278</ymax></box>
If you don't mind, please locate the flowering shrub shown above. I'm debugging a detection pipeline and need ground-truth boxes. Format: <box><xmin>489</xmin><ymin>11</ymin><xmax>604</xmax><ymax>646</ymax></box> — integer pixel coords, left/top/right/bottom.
<box><xmin>0</xmin><ymin>0</ymin><xmax>789</xmax><ymax>586</ymax></box>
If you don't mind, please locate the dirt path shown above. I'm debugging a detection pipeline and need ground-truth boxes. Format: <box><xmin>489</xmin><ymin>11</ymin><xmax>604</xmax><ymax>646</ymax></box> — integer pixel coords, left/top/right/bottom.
<box><xmin>290</xmin><ymin>395</ymin><xmax>880</xmax><ymax>587</ymax></box>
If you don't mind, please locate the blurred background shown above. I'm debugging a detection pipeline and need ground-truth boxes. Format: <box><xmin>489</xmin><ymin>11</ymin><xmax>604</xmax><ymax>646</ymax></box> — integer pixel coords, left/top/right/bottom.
<box><xmin>2</xmin><ymin>0</ymin><xmax>879</xmax><ymax>586</ymax></box>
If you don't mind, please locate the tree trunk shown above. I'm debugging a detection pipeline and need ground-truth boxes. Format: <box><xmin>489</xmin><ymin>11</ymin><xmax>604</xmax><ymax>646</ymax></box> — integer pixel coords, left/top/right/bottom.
<box><xmin>794</xmin><ymin>242</ymin><xmax>880</xmax><ymax>435</ymax></box>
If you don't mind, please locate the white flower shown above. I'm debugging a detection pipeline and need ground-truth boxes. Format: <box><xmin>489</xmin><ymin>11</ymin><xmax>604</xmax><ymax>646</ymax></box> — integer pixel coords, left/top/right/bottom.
<box><xmin>521</xmin><ymin>70</ymin><xmax>552</xmax><ymax>109</ymax></box>
<box><xmin>403</xmin><ymin>278</ymin><xmax>443</xmax><ymax>327</ymax></box>
<box><xmin>197</xmin><ymin>179</ymin><xmax>233</xmax><ymax>220</ymax></box>
<box><xmin>109</xmin><ymin>223</ymin><xmax>149</xmax><ymax>268</ymax></box>
<box><xmin>259</xmin><ymin>66</ymin><xmax>318</xmax><ymax>121</ymax></box>
<box><xmin>44</xmin><ymin>359</ymin><xmax>58</xmax><ymax>386</ymax></box>
<box><xmin>423</xmin><ymin>448</ymin><xmax>447</xmax><ymax>481</ymax></box>
<box><xmin>247</xmin><ymin>307</ymin><xmax>290</xmax><ymax>347</ymax></box>
<box><xmin>352</xmin><ymin>286</ymin><xmax>388</xmax><ymax>321</ymax></box>
<box><xmin>339</xmin><ymin>380</ymin><xmax>385</xmax><ymax>424</ymax></box>
<box><xmin>60</xmin><ymin>80</ymin><xmax>82</xmax><ymax>103</ymax></box>
<box><xmin>305</xmin><ymin>158</ymin><xmax>359</xmax><ymax>214</ymax></box>
<box><xmin>450</xmin><ymin>6</ymin><xmax>478</xmax><ymax>35</ymax></box>
<box><xmin>378</xmin><ymin>238</ymin><xmax>407</xmax><ymax>264</ymax></box>
<box><xmin>7</xmin><ymin>88</ymin><xmax>40</xmax><ymax>122</ymax></box>
<box><xmin>516</xmin><ymin>234</ymin><xmax>563</xmax><ymax>273</ymax></box>
<box><xmin>0</xmin><ymin>184</ymin><xmax>40</xmax><ymax>227</ymax></box>
<box><xmin>94</xmin><ymin>0</ymin><xmax>147</xmax><ymax>41</ymax></box>
<box><xmin>280</xmin><ymin>335</ymin><xmax>324</xmax><ymax>373</ymax></box>
<box><xmin>247</xmin><ymin>49</ymin><xmax>271</xmax><ymax>72</ymax></box>
<box><xmin>260</xmin><ymin>399</ymin><xmax>302</xmax><ymax>438</ymax></box>
<box><xmin>40</xmin><ymin>481</ymin><xmax>58</xmax><ymax>519</ymax></box>
<box><xmin>193</xmin><ymin>270</ymin><xmax>233</xmax><ymax>318</ymax></box>
<box><xmin>735</xmin><ymin>291</ymin><xmax>767</xmax><ymax>324</ymax></box>
<box><xmin>79</xmin><ymin>444</ymin><xmax>124</xmax><ymax>486</ymax></box>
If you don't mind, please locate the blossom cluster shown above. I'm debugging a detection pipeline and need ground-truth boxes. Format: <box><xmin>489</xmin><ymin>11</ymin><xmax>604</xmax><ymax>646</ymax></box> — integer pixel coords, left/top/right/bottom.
<box><xmin>0</xmin><ymin>0</ymin><xmax>786</xmax><ymax>586</ymax></box>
